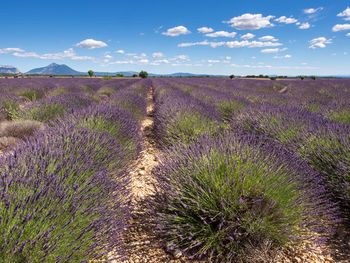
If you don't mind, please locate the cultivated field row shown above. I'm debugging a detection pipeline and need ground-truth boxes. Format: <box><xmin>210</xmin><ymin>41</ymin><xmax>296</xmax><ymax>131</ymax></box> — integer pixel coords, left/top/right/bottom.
<box><xmin>0</xmin><ymin>77</ymin><xmax>349</xmax><ymax>262</ymax></box>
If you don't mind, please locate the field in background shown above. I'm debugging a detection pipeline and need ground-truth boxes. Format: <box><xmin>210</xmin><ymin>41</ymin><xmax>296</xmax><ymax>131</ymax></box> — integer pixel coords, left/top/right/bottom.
<box><xmin>0</xmin><ymin>77</ymin><xmax>349</xmax><ymax>262</ymax></box>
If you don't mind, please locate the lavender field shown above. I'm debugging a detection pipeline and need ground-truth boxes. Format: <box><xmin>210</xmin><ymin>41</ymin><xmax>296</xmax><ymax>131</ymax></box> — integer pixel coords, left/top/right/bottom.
<box><xmin>0</xmin><ymin>77</ymin><xmax>349</xmax><ymax>262</ymax></box>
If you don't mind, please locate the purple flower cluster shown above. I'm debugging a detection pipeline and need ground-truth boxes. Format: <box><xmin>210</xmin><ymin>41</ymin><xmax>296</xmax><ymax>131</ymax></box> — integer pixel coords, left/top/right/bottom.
<box><xmin>150</xmin><ymin>131</ymin><xmax>337</xmax><ymax>261</ymax></box>
<box><xmin>0</xmin><ymin>121</ymin><xmax>130</xmax><ymax>262</ymax></box>
<box><xmin>0</xmin><ymin>78</ymin><xmax>146</xmax><ymax>262</ymax></box>
<box><xmin>16</xmin><ymin>92</ymin><xmax>96</xmax><ymax>122</ymax></box>
<box><xmin>230</xmin><ymin>103</ymin><xmax>350</xmax><ymax>216</ymax></box>
<box><xmin>152</xmin><ymin>79</ymin><xmax>222</xmax><ymax>146</ymax></box>
<box><xmin>107</xmin><ymin>81</ymin><xmax>148</xmax><ymax>120</ymax></box>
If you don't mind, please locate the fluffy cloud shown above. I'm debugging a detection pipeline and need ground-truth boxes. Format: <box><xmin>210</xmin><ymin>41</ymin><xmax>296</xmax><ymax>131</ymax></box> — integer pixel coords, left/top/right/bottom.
<box><xmin>75</xmin><ymin>39</ymin><xmax>107</xmax><ymax>49</ymax></box>
<box><xmin>110</xmin><ymin>60</ymin><xmax>134</xmax><ymax>65</ymax></box>
<box><xmin>273</xmin><ymin>54</ymin><xmax>292</xmax><ymax>59</ymax></box>
<box><xmin>261</xmin><ymin>47</ymin><xmax>287</xmax><ymax>53</ymax></box>
<box><xmin>299</xmin><ymin>22</ymin><xmax>310</xmax><ymax>29</ymax></box>
<box><xmin>153</xmin><ymin>59</ymin><xmax>170</xmax><ymax>64</ymax></box>
<box><xmin>309</xmin><ymin>37</ymin><xmax>332</xmax><ymax>49</ymax></box>
<box><xmin>241</xmin><ymin>33</ymin><xmax>255</xmax><ymax>39</ymax></box>
<box><xmin>0</xmin><ymin>48</ymin><xmax>24</xmax><ymax>54</ymax></box>
<box><xmin>259</xmin><ymin>35</ymin><xmax>278</xmax><ymax>41</ymax></box>
<box><xmin>347</xmin><ymin>32</ymin><xmax>350</xmax><ymax>37</ymax></box>
<box><xmin>208</xmin><ymin>59</ymin><xmax>220</xmax><ymax>63</ymax></box>
<box><xmin>197</xmin><ymin>27</ymin><xmax>214</xmax><ymax>33</ymax></box>
<box><xmin>12</xmin><ymin>48</ymin><xmax>94</xmax><ymax>60</ymax></box>
<box><xmin>337</xmin><ymin>7</ymin><xmax>350</xmax><ymax>21</ymax></box>
<box><xmin>115</xmin><ymin>50</ymin><xmax>125</xmax><ymax>54</ymax></box>
<box><xmin>332</xmin><ymin>24</ymin><xmax>350</xmax><ymax>32</ymax></box>
<box><xmin>303</xmin><ymin>7</ymin><xmax>323</xmax><ymax>14</ymax></box>
<box><xmin>162</xmin><ymin>26</ymin><xmax>191</xmax><ymax>36</ymax></box>
<box><xmin>174</xmin><ymin>55</ymin><xmax>190</xmax><ymax>60</ymax></box>
<box><xmin>178</xmin><ymin>40</ymin><xmax>282</xmax><ymax>48</ymax></box>
<box><xmin>275</xmin><ymin>16</ymin><xmax>298</xmax><ymax>24</ymax></box>
<box><xmin>152</xmin><ymin>52</ymin><xmax>164</xmax><ymax>58</ymax></box>
<box><xmin>205</xmin><ymin>31</ymin><xmax>237</xmax><ymax>38</ymax></box>
<box><xmin>138</xmin><ymin>59</ymin><xmax>149</xmax><ymax>64</ymax></box>
<box><xmin>224</xmin><ymin>13</ymin><xmax>274</xmax><ymax>30</ymax></box>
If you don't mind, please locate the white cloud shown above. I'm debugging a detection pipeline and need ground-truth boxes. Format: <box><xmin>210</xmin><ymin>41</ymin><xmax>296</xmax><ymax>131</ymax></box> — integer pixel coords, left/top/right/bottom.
<box><xmin>115</xmin><ymin>50</ymin><xmax>125</xmax><ymax>54</ymax></box>
<box><xmin>197</xmin><ymin>27</ymin><xmax>214</xmax><ymax>33</ymax></box>
<box><xmin>178</xmin><ymin>40</ymin><xmax>282</xmax><ymax>48</ymax></box>
<box><xmin>125</xmin><ymin>53</ymin><xmax>147</xmax><ymax>59</ymax></box>
<box><xmin>225</xmin><ymin>56</ymin><xmax>231</xmax><ymax>60</ymax></box>
<box><xmin>303</xmin><ymin>7</ymin><xmax>323</xmax><ymax>14</ymax></box>
<box><xmin>259</xmin><ymin>35</ymin><xmax>278</xmax><ymax>41</ymax></box>
<box><xmin>75</xmin><ymin>39</ymin><xmax>107</xmax><ymax>49</ymax></box>
<box><xmin>299</xmin><ymin>22</ymin><xmax>310</xmax><ymax>29</ymax></box>
<box><xmin>337</xmin><ymin>7</ymin><xmax>350</xmax><ymax>21</ymax></box>
<box><xmin>224</xmin><ymin>13</ymin><xmax>274</xmax><ymax>30</ymax></box>
<box><xmin>275</xmin><ymin>16</ymin><xmax>298</xmax><ymax>24</ymax></box>
<box><xmin>104</xmin><ymin>54</ymin><xmax>113</xmax><ymax>59</ymax></box>
<box><xmin>126</xmin><ymin>53</ymin><xmax>137</xmax><ymax>57</ymax></box>
<box><xmin>12</xmin><ymin>48</ymin><xmax>94</xmax><ymax>60</ymax></box>
<box><xmin>309</xmin><ymin>37</ymin><xmax>332</xmax><ymax>49</ymax></box>
<box><xmin>162</xmin><ymin>26</ymin><xmax>191</xmax><ymax>36</ymax></box>
<box><xmin>332</xmin><ymin>24</ymin><xmax>350</xmax><ymax>32</ymax></box>
<box><xmin>152</xmin><ymin>52</ymin><xmax>164</xmax><ymax>58</ymax></box>
<box><xmin>347</xmin><ymin>32</ymin><xmax>350</xmax><ymax>37</ymax></box>
<box><xmin>273</xmin><ymin>54</ymin><xmax>292</xmax><ymax>59</ymax></box>
<box><xmin>110</xmin><ymin>60</ymin><xmax>134</xmax><ymax>65</ymax></box>
<box><xmin>174</xmin><ymin>55</ymin><xmax>189</xmax><ymax>60</ymax></box>
<box><xmin>139</xmin><ymin>59</ymin><xmax>149</xmax><ymax>63</ymax></box>
<box><xmin>154</xmin><ymin>59</ymin><xmax>170</xmax><ymax>64</ymax></box>
<box><xmin>208</xmin><ymin>59</ymin><xmax>220</xmax><ymax>63</ymax></box>
<box><xmin>261</xmin><ymin>47</ymin><xmax>287</xmax><ymax>53</ymax></box>
<box><xmin>241</xmin><ymin>33</ymin><xmax>255</xmax><ymax>39</ymax></box>
<box><xmin>0</xmin><ymin>48</ymin><xmax>24</xmax><ymax>54</ymax></box>
<box><xmin>205</xmin><ymin>31</ymin><xmax>237</xmax><ymax>38</ymax></box>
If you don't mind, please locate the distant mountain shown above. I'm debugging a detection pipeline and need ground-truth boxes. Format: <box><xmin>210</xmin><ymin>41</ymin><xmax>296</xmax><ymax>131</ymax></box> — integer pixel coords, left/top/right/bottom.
<box><xmin>0</xmin><ymin>65</ymin><xmax>20</xmax><ymax>74</ymax></box>
<box><xmin>26</xmin><ymin>63</ymin><xmax>81</xmax><ymax>75</ymax></box>
<box><xmin>25</xmin><ymin>64</ymin><xmax>227</xmax><ymax>77</ymax></box>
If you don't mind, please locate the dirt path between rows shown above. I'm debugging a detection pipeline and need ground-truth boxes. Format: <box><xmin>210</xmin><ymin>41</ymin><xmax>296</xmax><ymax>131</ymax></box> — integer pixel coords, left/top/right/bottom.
<box><xmin>108</xmin><ymin>87</ymin><xmax>199</xmax><ymax>263</ymax></box>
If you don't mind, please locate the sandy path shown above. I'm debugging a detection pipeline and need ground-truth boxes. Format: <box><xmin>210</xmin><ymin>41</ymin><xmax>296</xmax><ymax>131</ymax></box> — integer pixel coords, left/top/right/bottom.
<box><xmin>108</xmin><ymin>87</ymin><xmax>198</xmax><ymax>263</ymax></box>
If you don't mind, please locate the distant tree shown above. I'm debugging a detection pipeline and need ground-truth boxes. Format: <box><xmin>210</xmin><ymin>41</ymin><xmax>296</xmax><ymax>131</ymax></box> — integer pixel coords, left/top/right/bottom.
<box><xmin>311</xmin><ymin>76</ymin><xmax>316</xmax><ymax>80</ymax></box>
<box><xmin>139</xmin><ymin>70</ymin><xmax>148</xmax><ymax>79</ymax></box>
<box><xmin>229</xmin><ymin>74</ymin><xmax>235</xmax><ymax>79</ymax></box>
<box><xmin>132</xmin><ymin>74</ymin><xmax>138</xmax><ymax>78</ymax></box>
<box><xmin>115</xmin><ymin>73</ymin><xmax>124</xmax><ymax>77</ymax></box>
<box><xmin>299</xmin><ymin>76</ymin><xmax>305</xmax><ymax>80</ymax></box>
<box><xmin>88</xmin><ymin>70</ymin><xmax>94</xmax><ymax>77</ymax></box>
<box><xmin>270</xmin><ymin>77</ymin><xmax>277</xmax><ymax>80</ymax></box>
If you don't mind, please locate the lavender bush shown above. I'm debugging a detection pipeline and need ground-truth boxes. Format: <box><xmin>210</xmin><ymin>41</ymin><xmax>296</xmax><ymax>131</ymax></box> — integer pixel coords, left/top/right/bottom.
<box><xmin>15</xmin><ymin>93</ymin><xmax>95</xmax><ymax>122</ymax></box>
<box><xmin>65</xmin><ymin>103</ymin><xmax>141</xmax><ymax>161</ymax></box>
<box><xmin>154</xmin><ymin>88</ymin><xmax>222</xmax><ymax>146</ymax></box>
<box><xmin>0</xmin><ymin>122</ymin><xmax>131</xmax><ymax>262</ymax></box>
<box><xmin>230</xmin><ymin>105</ymin><xmax>350</xmax><ymax>216</ymax></box>
<box><xmin>151</xmin><ymin>132</ymin><xmax>337</xmax><ymax>262</ymax></box>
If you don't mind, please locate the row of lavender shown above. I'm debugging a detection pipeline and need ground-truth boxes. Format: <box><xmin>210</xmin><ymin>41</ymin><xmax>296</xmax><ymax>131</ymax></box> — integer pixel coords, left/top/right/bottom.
<box><xmin>164</xmin><ymin>77</ymin><xmax>350</xmax><ymax>124</ymax></box>
<box><xmin>156</xmin><ymin>77</ymin><xmax>350</xmax><ymax>214</ymax></box>
<box><xmin>0</xmin><ymin>78</ymin><xmax>149</xmax><ymax>261</ymax></box>
<box><xmin>151</xmin><ymin>78</ymin><xmax>346</xmax><ymax>262</ymax></box>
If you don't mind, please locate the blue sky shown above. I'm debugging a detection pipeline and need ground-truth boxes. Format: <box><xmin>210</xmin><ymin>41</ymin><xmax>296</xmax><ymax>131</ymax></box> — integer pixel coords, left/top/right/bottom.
<box><xmin>1</xmin><ymin>0</ymin><xmax>349</xmax><ymax>75</ymax></box>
